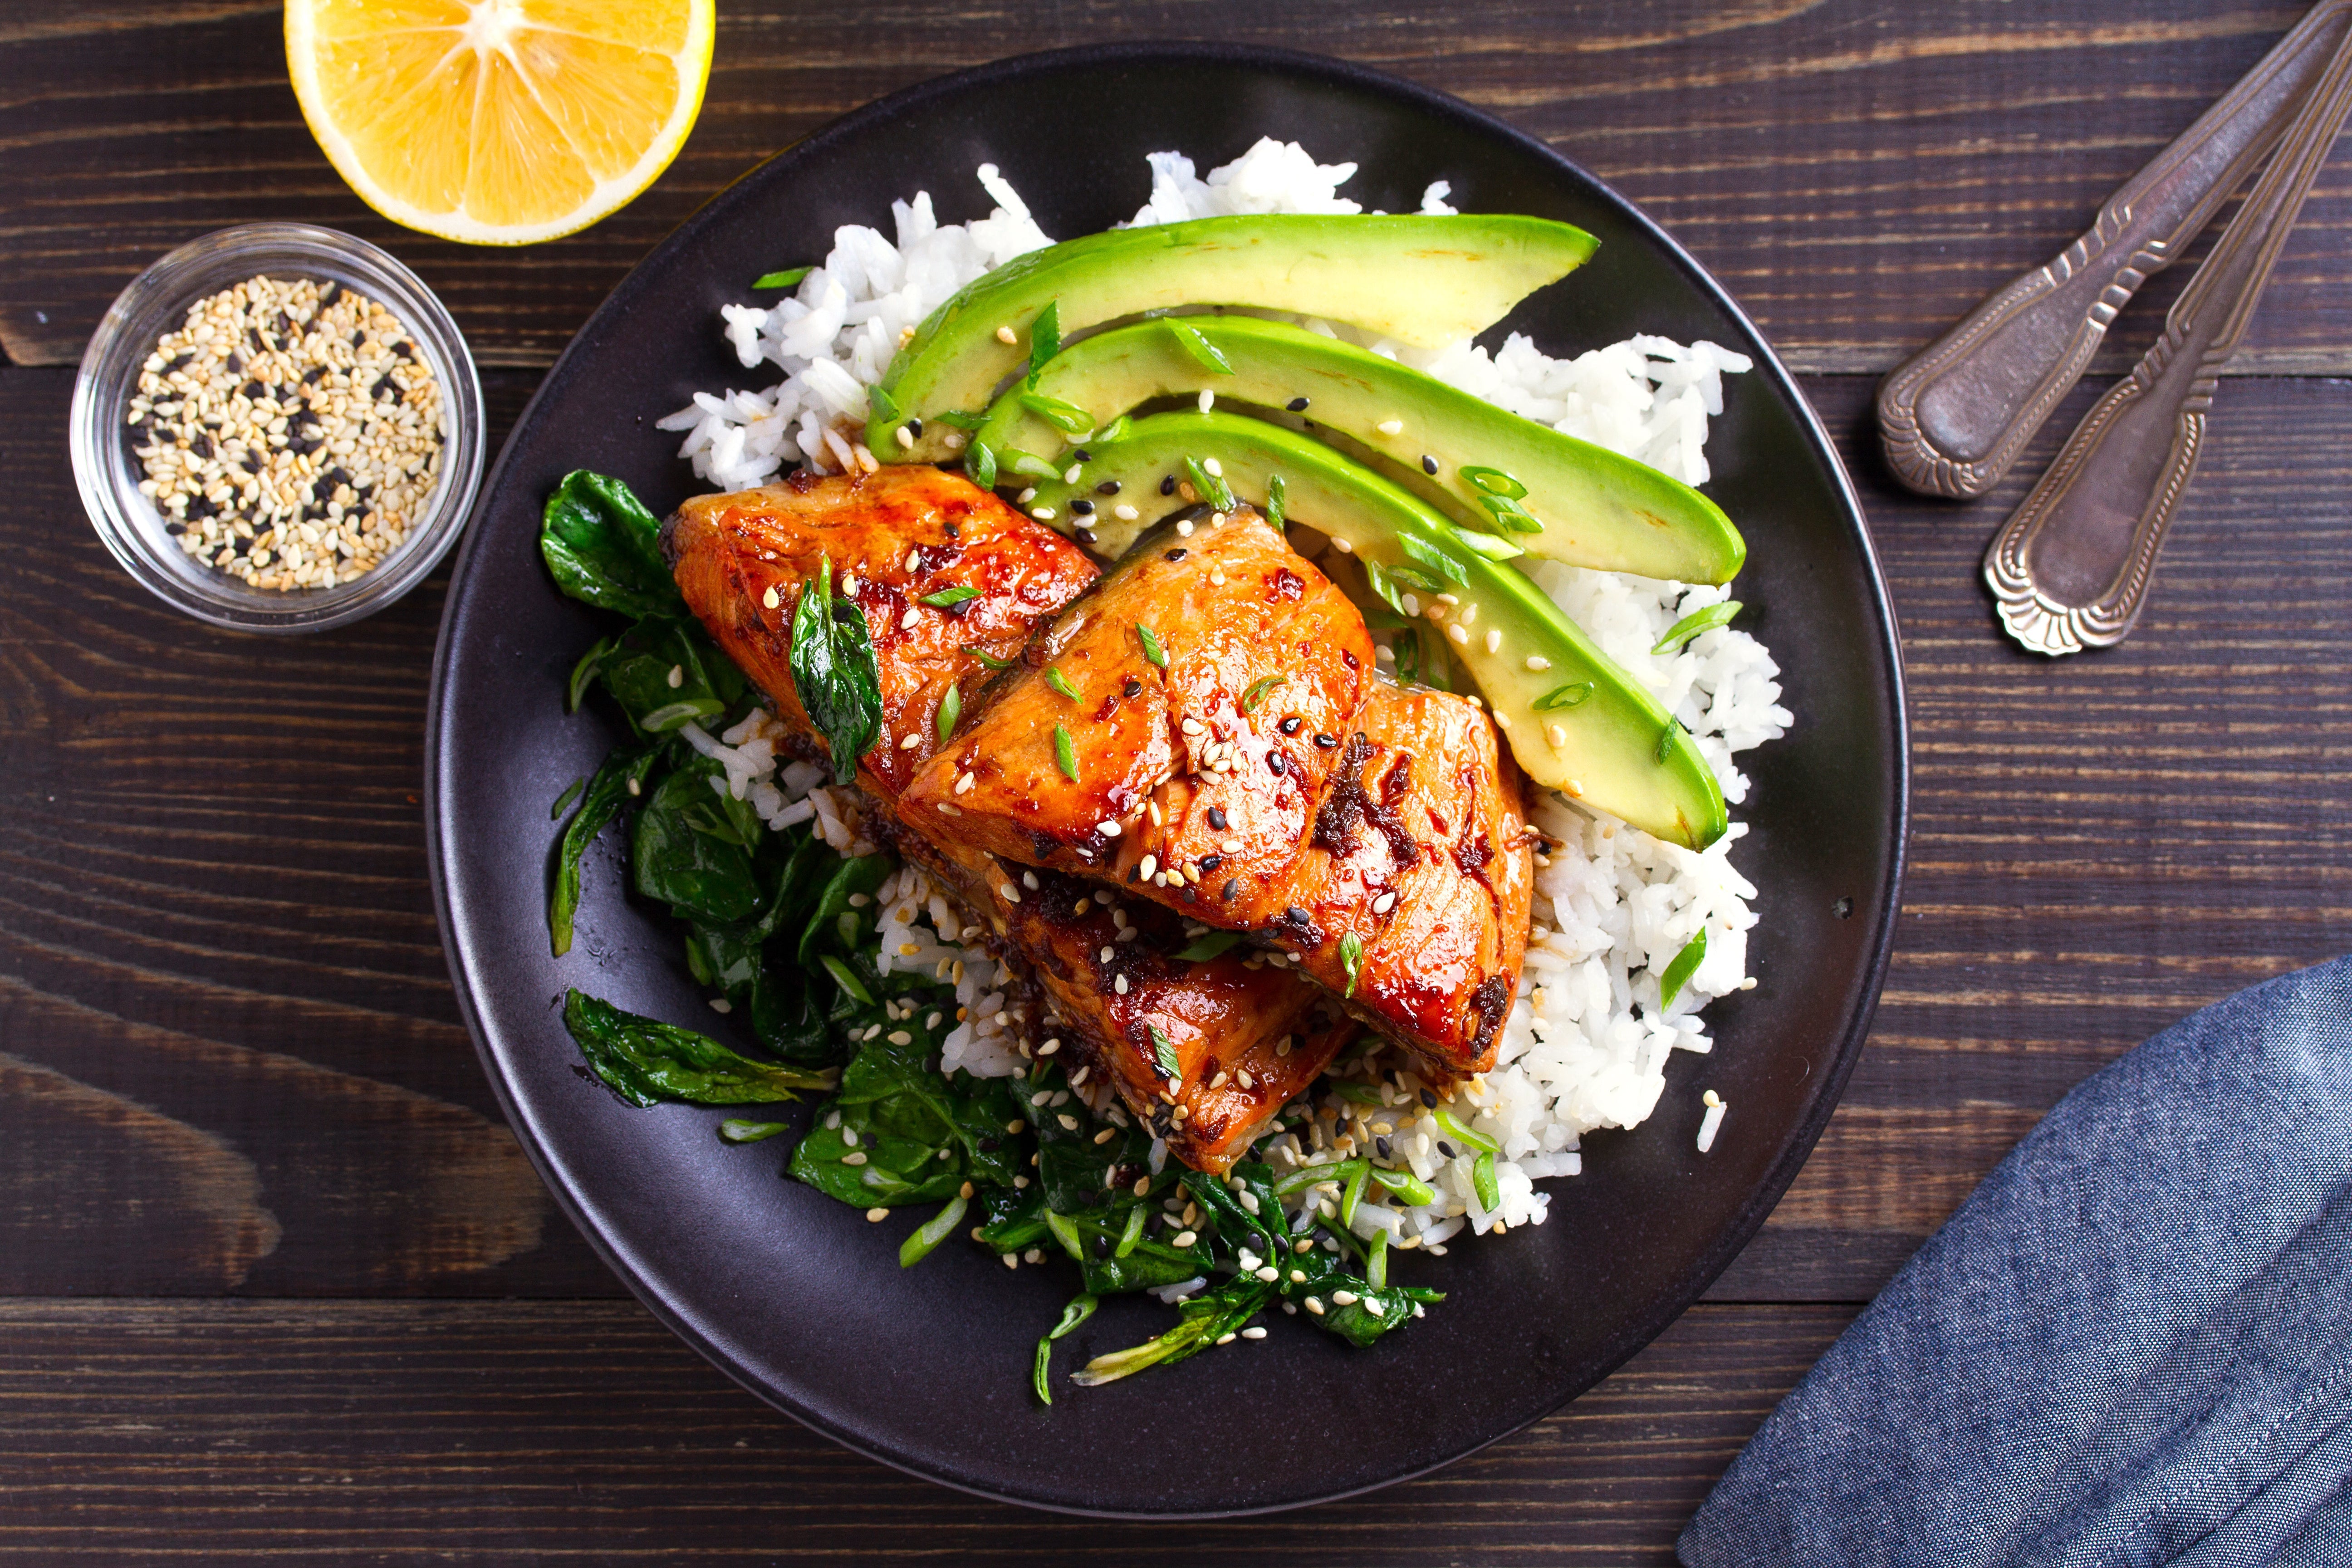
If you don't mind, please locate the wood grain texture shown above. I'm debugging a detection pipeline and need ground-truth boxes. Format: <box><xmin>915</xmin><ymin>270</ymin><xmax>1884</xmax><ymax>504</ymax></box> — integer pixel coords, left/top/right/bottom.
<box><xmin>0</xmin><ymin>1298</ymin><xmax>1854</xmax><ymax>1563</ymax></box>
<box><xmin>6</xmin><ymin>1</ymin><xmax>2352</xmax><ymax>373</ymax></box>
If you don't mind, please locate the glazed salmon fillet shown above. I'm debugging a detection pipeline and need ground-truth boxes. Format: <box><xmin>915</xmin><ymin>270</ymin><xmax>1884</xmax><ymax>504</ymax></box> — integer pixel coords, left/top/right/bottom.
<box><xmin>663</xmin><ymin>466</ymin><xmax>1346</xmax><ymax>1170</ymax></box>
<box><xmin>899</xmin><ymin>509</ymin><xmax>1533</xmax><ymax>1075</ymax></box>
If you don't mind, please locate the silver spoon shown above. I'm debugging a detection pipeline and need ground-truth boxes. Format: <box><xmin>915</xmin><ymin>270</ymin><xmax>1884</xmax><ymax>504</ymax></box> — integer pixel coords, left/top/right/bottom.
<box><xmin>1983</xmin><ymin>21</ymin><xmax>2352</xmax><ymax>656</ymax></box>
<box><xmin>1878</xmin><ymin>0</ymin><xmax>2352</xmax><ymax>501</ymax></box>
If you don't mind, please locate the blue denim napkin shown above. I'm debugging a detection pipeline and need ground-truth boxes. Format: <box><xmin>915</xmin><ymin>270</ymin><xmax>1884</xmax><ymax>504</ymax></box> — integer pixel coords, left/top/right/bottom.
<box><xmin>1680</xmin><ymin>956</ymin><xmax>2352</xmax><ymax>1567</ymax></box>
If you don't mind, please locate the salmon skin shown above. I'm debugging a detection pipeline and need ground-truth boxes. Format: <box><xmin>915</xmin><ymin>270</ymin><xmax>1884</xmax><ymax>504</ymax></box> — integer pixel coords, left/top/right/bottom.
<box><xmin>663</xmin><ymin>465</ymin><xmax>1346</xmax><ymax>1171</ymax></box>
<box><xmin>900</xmin><ymin>508</ymin><xmax>1533</xmax><ymax>1077</ymax></box>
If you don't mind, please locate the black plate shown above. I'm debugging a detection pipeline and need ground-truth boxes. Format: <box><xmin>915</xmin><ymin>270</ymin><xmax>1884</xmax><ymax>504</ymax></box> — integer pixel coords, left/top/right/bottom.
<box><xmin>426</xmin><ymin>42</ymin><xmax>1907</xmax><ymax>1518</ymax></box>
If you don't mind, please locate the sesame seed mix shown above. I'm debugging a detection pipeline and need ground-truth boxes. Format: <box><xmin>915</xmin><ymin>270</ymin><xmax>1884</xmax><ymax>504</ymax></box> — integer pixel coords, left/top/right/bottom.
<box><xmin>126</xmin><ymin>274</ymin><xmax>444</xmax><ymax>591</ymax></box>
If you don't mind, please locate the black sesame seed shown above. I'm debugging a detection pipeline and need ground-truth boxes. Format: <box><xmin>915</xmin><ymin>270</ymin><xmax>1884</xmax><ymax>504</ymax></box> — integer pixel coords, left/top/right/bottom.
<box><xmin>1279</xmin><ymin>715</ymin><xmax>1303</xmax><ymax>735</ymax></box>
<box><xmin>1314</xmin><ymin>733</ymin><xmax>1338</xmax><ymax>749</ymax></box>
<box><xmin>908</xmin><ymin>417</ymin><xmax>924</xmax><ymax>437</ymax></box>
<box><xmin>1268</xmin><ymin>754</ymin><xmax>1287</xmax><ymax>775</ymax></box>
<box><xmin>1421</xmin><ymin>454</ymin><xmax>1439</xmax><ymax>475</ymax></box>
<box><xmin>1122</xmin><ymin>678</ymin><xmax>1142</xmax><ymax>698</ymax></box>
<box><xmin>225</xmin><ymin>353</ymin><xmax>245</xmax><ymax>374</ymax></box>
<box><xmin>1096</xmin><ymin>479</ymin><xmax>1122</xmax><ymax>496</ymax></box>
<box><xmin>316</xmin><ymin>282</ymin><xmax>340</xmax><ymax>309</ymax></box>
<box><xmin>1071</xmin><ymin>499</ymin><xmax>1094</xmax><ymax>515</ymax></box>
<box><xmin>390</xmin><ymin>339</ymin><xmax>413</xmax><ymax>360</ymax></box>
<box><xmin>1164</xmin><ymin>548</ymin><xmax>1187</xmax><ymax>562</ymax></box>
<box><xmin>1075</xmin><ymin>527</ymin><xmax>1098</xmax><ymax>545</ymax></box>
<box><xmin>942</xmin><ymin>520</ymin><xmax>959</xmax><ymax>538</ymax></box>
<box><xmin>1420</xmin><ymin>1089</ymin><xmax>1437</xmax><ymax>1108</ymax></box>
<box><xmin>1073</xmin><ymin>450</ymin><xmax>1091</xmax><ymax>463</ymax></box>
<box><xmin>1377</xmin><ymin>1135</ymin><xmax>1392</xmax><ymax>1159</ymax></box>
<box><xmin>302</xmin><ymin>365</ymin><xmax>324</xmax><ymax>384</ymax></box>
<box><xmin>1221</xmin><ymin>878</ymin><xmax>1239</xmax><ymax>900</ymax></box>
<box><xmin>1160</xmin><ymin>474</ymin><xmax>1177</xmax><ymax>496</ymax></box>
<box><xmin>240</xmin><ymin>380</ymin><xmax>265</xmax><ymax>399</ymax></box>
<box><xmin>1181</xmin><ymin>887</ymin><xmax>1197</xmax><ymax>903</ymax></box>
<box><xmin>1438</xmin><ymin>1141</ymin><xmax>1458</xmax><ymax>1159</ymax></box>
<box><xmin>1286</xmin><ymin>397</ymin><xmax>1309</xmax><ymax>412</ymax></box>
<box><xmin>1284</xmin><ymin>906</ymin><xmax>1312</xmax><ymax>925</ymax></box>
<box><xmin>1199</xmin><ymin>854</ymin><xmax>1223</xmax><ymax>872</ymax></box>
<box><xmin>1206</xmin><ymin>807</ymin><xmax>1228</xmax><ymax>831</ymax></box>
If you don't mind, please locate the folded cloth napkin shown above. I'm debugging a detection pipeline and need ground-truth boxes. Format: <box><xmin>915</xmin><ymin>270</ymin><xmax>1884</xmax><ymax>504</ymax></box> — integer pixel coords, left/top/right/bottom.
<box><xmin>1680</xmin><ymin>956</ymin><xmax>2352</xmax><ymax>1568</ymax></box>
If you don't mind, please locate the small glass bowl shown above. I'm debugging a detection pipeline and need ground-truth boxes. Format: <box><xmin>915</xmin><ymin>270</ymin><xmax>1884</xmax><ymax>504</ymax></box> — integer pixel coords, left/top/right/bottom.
<box><xmin>69</xmin><ymin>223</ymin><xmax>486</xmax><ymax>634</ymax></box>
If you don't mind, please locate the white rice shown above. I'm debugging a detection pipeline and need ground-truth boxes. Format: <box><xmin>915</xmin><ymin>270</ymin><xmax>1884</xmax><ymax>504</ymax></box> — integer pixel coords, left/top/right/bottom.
<box><xmin>657</xmin><ymin>140</ymin><xmax>1790</xmax><ymax>1246</ymax></box>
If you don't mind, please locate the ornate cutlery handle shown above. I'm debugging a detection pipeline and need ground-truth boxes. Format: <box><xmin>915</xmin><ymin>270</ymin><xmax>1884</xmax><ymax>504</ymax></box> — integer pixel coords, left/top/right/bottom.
<box><xmin>1878</xmin><ymin>0</ymin><xmax>2352</xmax><ymax>499</ymax></box>
<box><xmin>1984</xmin><ymin>26</ymin><xmax>2352</xmax><ymax>656</ymax></box>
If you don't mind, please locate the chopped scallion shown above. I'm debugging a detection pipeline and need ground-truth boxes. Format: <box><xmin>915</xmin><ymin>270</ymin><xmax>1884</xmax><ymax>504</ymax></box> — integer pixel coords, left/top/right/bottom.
<box><xmin>1046</xmin><ymin>665</ymin><xmax>1080</xmax><ymax>701</ymax></box>
<box><xmin>1026</xmin><ymin>300</ymin><xmax>1062</xmax><ymax>385</ymax></box>
<box><xmin>1240</xmin><ymin>674</ymin><xmax>1287</xmax><ymax>714</ymax></box>
<box><xmin>1369</xmin><ymin>1166</ymin><xmax>1437</xmax><ymax>1206</ymax></box>
<box><xmin>1115</xmin><ymin>1204</ymin><xmax>1147</xmax><ymax>1258</ymax></box>
<box><xmin>1184</xmin><ymin>456</ymin><xmax>1235</xmax><ymax>513</ymax></box>
<box><xmin>718</xmin><ymin>1118</ymin><xmax>789</xmax><ymax>1144</ymax></box>
<box><xmin>1053</xmin><ymin>723</ymin><xmax>1078</xmax><ymax>782</ymax></box>
<box><xmin>1472</xmin><ymin>1150</ymin><xmax>1500</xmax><ymax>1211</ymax></box>
<box><xmin>1166</xmin><ymin>318</ymin><xmax>1235</xmax><ymax>374</ymax></box>
<box><xmin>549</xmin><ymin>776</ymin><xmax>585</xmax><ymax>820</ymax></box>
<box><xmin>1533</xmin><ymin>681</ymin><xmax>1595</xmax><ymax>711</ymax></box>
<box><xmin>899</xmin><ymin>1193</ymin><xmax>969</xmax><ymax>1267</ymax></box>
<box><xmin>963</xmin><ymin>644</ymin><xmax>1015</xmax><ymax>671</ymax></box>
<box><xmin>753</xmin><ymin>265</ymin><xmax>812</xmax><ymax>289</ymax></box>
<box><xmin>1660</xmin><ymin>927</ymin><xmax>1708</xmax><ymax>1009</ymax></box>
<box><xmin>1150</xmin><ymin>1024</ymin><xmax>1180</xmax><ymax>1082</ymax></box>
<box><xmin>936</xmin><ymin>683</ymin><xmax>960</xmax><ymax>744</ymax></box>
<box><xmin>1264</xmin><ymin>473</ymin><xmax>1287</xmax><ymax>528</ymax></box>
<box><xmin>1338</xmin><ymin>931</ymin><xmax>1365</xmax><ymax>998</ymax></box>
<box><xmin>921</xmin><ymin>585</ymin><xmax>981</xmax><ymax>608</ymax></box>
<box><xmin>819</xmin><ymin>955</ymin><xmax>875</xmax><ymax>1006</ymax></box>
<box><xmin>1431</xmin><ymin>1106</ymin><xmax>1499</xmax><ymax>1156</ymax></box>
<box><xmin>1136</xmin><ymin>623</ymin><xmax>1168</xmax><ymax>668</ymax></box>
<box><xmin>1652</xmin><ymin>600</ymin><xmax>1743</xmax><ymax>655</ymax></box>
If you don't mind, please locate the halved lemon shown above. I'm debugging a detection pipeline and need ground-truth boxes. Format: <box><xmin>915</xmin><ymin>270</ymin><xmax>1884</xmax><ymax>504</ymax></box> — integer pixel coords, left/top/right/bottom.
<box><xmin>286</xmin><ymin>0</ymin><xmax>715</xmax><ymax>245</ymax></box>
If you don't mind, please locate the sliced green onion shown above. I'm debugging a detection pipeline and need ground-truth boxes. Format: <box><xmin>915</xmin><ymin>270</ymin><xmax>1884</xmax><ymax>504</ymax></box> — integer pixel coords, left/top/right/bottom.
<box><xmin>928</xmin><ymin>408</ymin><xmax>986</xmax><ymax>431</ymax></box>
<box><xmin>1264</xmin><ymin>474</ymin><xmax>1287</xmax><ymax>528</ymax></box>
<box><xmin>1172</xmin><ymin>930</ymin><xmax>1243</xmax><ymax>962</ymax></box>
<box><xmin>1240</xmin><ymin>674</ymin><xmax>1287</xmax><ymax>714</ymax></box>
<box><xmin>1275</xmin><ymin>1157</ymin><xmax>1364</xmax><ymax>1199</ymax></box>
<box><xmin>1396</xmin><ymin>532</ymin><xmax>1469</xmax><ymax>588</ymax></box>
<box><xmin>1046</xmin><ymin>665</ymin><xmax>1080</xmax><ymax>701</ymax></box>
<box><xmin>1115</xmin><ymin>1204</ymin><xmax>1147</xmax><ymax>1258</ymax></box>
<box><xmin>634</xmin><ymin>699</ymin><xmax>708</xmax><ymax>733</ymax></box>
<box><xmin>1460</xmin><ymin>464</ymin><xmax>1527</xmax><ymax>499</ymax></box>
<box><xmin>921</xmin><ymin>585</ymin><xmax>981</xmax><ymax>608</ymax></box>
<box><xmin>753</xmin><ymin>265</ymin><xmax>813</xmax><ymax>289</ymax></box>
<box><xmin>1150</xmin><ymin>1024</ymin><xmax>1180</xmax><ymax>1082</ymax></box>
<box><xmin>1033</xmin><ymin>1336</ymin><xmax>1054</xmax><ymax>1404</ymax></box>
<box><xmin>1339</xmin><ymin>1161</ymin><xmax>1370</xmax><ymax>1229</ymax></box>
<box><xmin>549</xmin><ymin>776</ymin><xmax>585</xmax><ymax>821</ymax></box>
<box><xmin>867</xmin><ymin>383</ymin><xmax>903</xmax><ymax>427</ymax></box>
<box><xmin>718</xmin><ymin>1118</ymin><xmax>789</xmax><ymax>1144</ymax></box>
<box><xmin>1472</xmin><ymin>1150</ymin><xmax>1500</xmax><ymax>1212</ymax></box>
<box><xmin>1653</xmin><ymin>600</ymin><xmax>1742</xmax><ymax>656</ymax></box>
<box><xmin>965</xmin><ymin>440</ymin><xmax>998</xmax><ymax>491</ymax></box>
<box><xmin>1534</xmin><ymin>681</ymin><xmax>1595</xmax><ymax>711</ymax></box>
<box><xmin>1044</xmin><ymin>1209</ymin><xmax>1084</xmax><ymax>1261</ymax></box>
<box><xmin>1053</xmin><ymin>723</ymin><xmax>1078</xmax><ymax>782</ymax></box>
<box><xmin>1338</xmin><ymin>931</ymin><xmax>1365</xmax><ymax>998</ymax></box>
<box><xmin>1362</xmin><ymin>559</ymin><xmax>1406</xmax><ymax>615</ymax></box>
<box><xmin>1136</xmin><ymin>623</ymin><xmax>1168</xmax><ymax>668</ymax></box>
<box><xmin>1366</xmin><ymin>1227</ymin><xmax>1389</xmax><ymax>1289</ymax></box>
<box><xmin>1183</xmin><ymin>456</ymin><xmax>1236</xmax><ymax>513</ymax></box>
<box><xmin>1431</xmin><ymin>1106</ymin><xmax>1499</xmax><ymax>1156</ymax></box>
<box><xmin>1095</xmin><ymin>414</ymin><xmax>1131</xmax><ymax>446</ymax></box>
<box><xmin>1331</xmin><ymin>1081</ymin><xmax>1384</xmax><ymax>1107</ymax></box>
<box><xmin>936</xmin><ymin>683</ymin><xmax>960</xmax><ymax>744</ymax></box>
<box><xmin>899</xmin><ymin>1193</ymin><xmax>969</xmax><ymax>1267</ymax></box>
<box><xmin>1655</xmin><ymin>718</ymin><xmax>1682</xmax><ymax>764</ymax></box>
<box><xmin>1660</xmin><ymin>927</ymin><xmax>1708</xmax><ymax>1009</ymax></box>
<box><xmin>1166</xmin><ymin>318</ymin><xmax>1235</xmax><ymax>374</ymax></box>
<box><xmin>1019</xmin><ymin>390</ymin><xmax>1095</xmax><ymax>436</ymax></box>
<box><xmin>1052</xmin><ymin>1294</ymin><xmax>1099</xmax><ymax>1339</ymax></box>
<box><xmin>963</xmin><ymin>645</ymin><xmax>1014</xmax><ymax>671</ymax></box>
<box><xmin>819</xmin><ymin>955</ymin><xmax>874</xmax><ymax>1007</ymax></box>
<box><xmin>1369</xmin><ymin>1166</ymin><xmax>1437</xmax><ymax>1206</ymax></box>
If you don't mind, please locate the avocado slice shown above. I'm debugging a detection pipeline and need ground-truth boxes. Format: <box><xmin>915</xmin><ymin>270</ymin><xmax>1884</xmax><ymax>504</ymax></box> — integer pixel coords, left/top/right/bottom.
<box><xmin>976</xmin><ymin>315</ymin><xmax>1744</xmax><ymax>583</ymax></box>
<box><xmin>1020</xmin><ymin>410</ymin><xmax>1728</xmax><ymax>848</ymax></box>
<box><xmin>866</xmin><ymin>213</ymin><xmax>1597</xmax><ymax>465</ymax></box>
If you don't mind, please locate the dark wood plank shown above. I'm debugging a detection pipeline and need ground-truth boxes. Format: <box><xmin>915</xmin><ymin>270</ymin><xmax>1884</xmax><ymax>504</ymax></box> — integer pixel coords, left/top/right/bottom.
<box><xmin>7</xmin><ymin>363</ymin><xmax>2352</xmax><ymax>1299</ymax></box>
<box><xmin>0</xmin><ymin>1298</ymin><xmax>1852</xmax><ymax>1562</ymax></box>
<box><xmin>5</xmin><ymin>1</ymin><xmax>2350</xmax><ymax>374</ymax></box>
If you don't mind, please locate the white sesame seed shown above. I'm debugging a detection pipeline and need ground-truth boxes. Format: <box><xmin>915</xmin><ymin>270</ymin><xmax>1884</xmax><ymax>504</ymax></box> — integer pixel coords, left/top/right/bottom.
<box><xmin>1139</xmin><ymin>854</ymin><xmax>1158</xmax><ymax>879</ymax></box>
<box><xmin>955</xmin><ymin>770</ymin><xmax>975</xmax><ymax>794</ymax></box>
<box><xmin>1547</xmin><ymin>724</ymin><xmax>1568</xmax><ymax>748</ymax></box>
<box><xmin>1203</xmin><ymin>457</ymin><xmax>1223</xmax><ymax>477</ymax></box>
<box><xmin>898</xmin><ymin>731</ymin><xmax>921</xmax><ymax>750</ymax></box>
<box><xmin>1197</xmin><ymin>389</ymin><xmax>1215</xmax><ymax>413</ymax></box>
<box><xmin>1332</xmin><ymin>538</ymin><xmax>1352</xmax><ymax>553</ymax></box>
<box><xmin>1485</xmin><ymin>628</ymin><xmax>1502</xmax><ymax>653</ymax></box>
<box><xmin>762</xmin><ymin>585</ymin><xmax>780</xmax><ymax>610</ymax></box>
<box><xmin>1176</xmin><ymin>518</ymin><xmax>1193</xmax><ymax>537</ymax></box>
<box><xmin>1219</xmin><ymin>838</ymin><xmax>1242</xmax><ymax>855</ymax></box>
<box><xmin>1526</xmin><ymin>655</ymin><xmax>1551</xmax><ymax>671</ymax></box>
<box><xmin>865</xmin><ymin>1205</ymin><xmax>887</xmax><ymax>1220</ymax></box>
<box><xmin>996</xmin><ymin>325</ymin><xmax>1018</xmax><ymax>344</ymax></box>
<box><xmin>1373</xmin><ymin>892</ymin><xmax>1397</xmax><ymax>914</ymax></box>
<box><xmin>1376</xmin><ymin>418</ymin><xmax>1403</xmax><ymax>435</ymax></box>
<box><xmin>1114</xmin><ymin>975</ymin><xmax>1129</xmax><ymax>995</ymax></box>
<box><xmin>1031</xmin><ymin>506</ymin><xmax>1055</xmax><ymax>520</ymax></box>
<box><xmin>1447</xmin><ymin>624</ymin><xmax>1469</xmax><ymax>646</ymax></box>
<box><xmin>843</xmin><ymin>1152</ymin><xmax>869</xmax><ymax>1166</ymax></box>
<box><xmin>1000</xmin><ymin>882</ymin><xmax>1022</xmax><ymax>903</ymax></box>
<box><xmin>895</xmin><ymin>426</ymin><xmax>914</xmax><ymax>450</ymax></box>
<box><xmin>666</xmin><ymin>665</ymin><xmax>684</xmax><ymax>689</ymax></box>
<box><xmin>1114</xmin><ymin>503</ymin><xmax>1139</xmax><ymax>520</ymax></box>
<box><xmin>1022</xmin><ymin>870</ymin><xmax>1040</xmax><ymax>890</ymax></box>
<box><xmin>1098</xmin><ymin>818</ymin><xmax>1122</xmax><ymax>837</ymax></box>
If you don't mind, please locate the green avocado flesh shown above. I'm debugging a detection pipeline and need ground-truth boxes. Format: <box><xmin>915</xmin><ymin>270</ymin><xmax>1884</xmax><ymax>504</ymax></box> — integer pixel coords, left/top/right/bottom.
<box><xmin>866</xmin><ymin>213</ymin><xmax>1598</xmax><ymax>465</ymax></box>
<box><xmin>1020</xmin><ymin>411</ymin><xmax>1728</xmax><ymax>848</ymax></box>
<box><xmin>975</xmin><ymin>315</ymin><xmax>1744</xmax><ymax>584</ymax></box>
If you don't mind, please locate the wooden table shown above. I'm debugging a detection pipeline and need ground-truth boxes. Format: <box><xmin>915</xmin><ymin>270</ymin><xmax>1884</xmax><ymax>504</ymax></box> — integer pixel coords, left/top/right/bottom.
<box><xmin>5</xmin><ymin>2</ymin><xmax>2347</xmax><ymax>1559</ymax></box>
